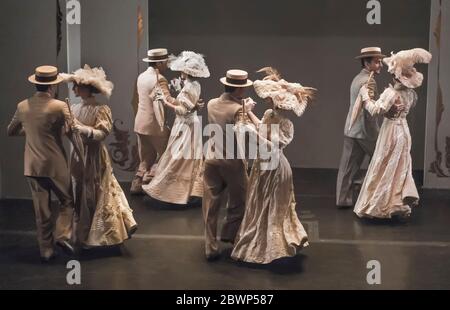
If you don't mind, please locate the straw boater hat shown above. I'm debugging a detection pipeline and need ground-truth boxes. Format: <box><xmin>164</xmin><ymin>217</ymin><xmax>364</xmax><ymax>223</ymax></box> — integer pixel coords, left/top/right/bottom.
<box><xmin>28</xmin><ymin>65</ymin><xmax>64</xmax><ymax>85</ymax></box>
<box><xmin>253</xmin><ymin>67</ymin><xmax>316</xmax><ymax>117</ymax></box>
<box><xmin>220</xmin><ymin>69</ymin><xmax>253</xmax><ymax>87</ymax></box>
<box><xmin>383</xmin><ymin>48</ymin><xmax>432</xmax><ymax>89</ymax></box>
<box><xmin>143</xmin><ymin>48</ymin><xmax>169</xmax><ymax>63</ymax></box>
<box><xmin>169</xmin><ymin>51</ymin><xmax>210</xmax><ymax>78</ymax></box>
<box><xmin>355</xmin><ymin>47</ymin><xmax>386</xmax><ymax>59</ymax></box>
<box><xmin>61</xmin><ymin>64</ymin><xmax>114</xmax><ymax>98</ymax></box>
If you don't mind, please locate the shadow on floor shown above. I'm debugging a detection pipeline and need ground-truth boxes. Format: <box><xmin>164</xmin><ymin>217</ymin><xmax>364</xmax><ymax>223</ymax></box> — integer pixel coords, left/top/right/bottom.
<box><xmin>140</xmin><ymin>196</ymin><xmax>202</xmax><ymax>211</ymax></box>
<box><xmin>358</xmin><ymin>216</ymin><xmax>412</xmax><ymax>227</ymax></box>
<box><xmin>221</xmin><ymin>247</ymin><xmax>307</xmax><ymax>275</ymax></box>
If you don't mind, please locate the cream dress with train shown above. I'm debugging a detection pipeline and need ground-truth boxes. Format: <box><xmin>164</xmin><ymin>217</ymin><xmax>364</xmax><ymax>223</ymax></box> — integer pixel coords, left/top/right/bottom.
<box><xmin>354</xmin><ymin>83</ymin><xmax>419</xmax><ymax>219</ymax></box>
<box><xmin>231</xmin><ymin>109</ymin><xmax>309</xmax><ymax>264</ymax></box>
<box><xmin>142</xmin><ymin>78</ymin><xmax>203</xmax><ymax>205</ymax></box>
<box><xmin>71</xmin><ymin>98</ymin><xmax>137</xmax><ymax>247</ymax></box>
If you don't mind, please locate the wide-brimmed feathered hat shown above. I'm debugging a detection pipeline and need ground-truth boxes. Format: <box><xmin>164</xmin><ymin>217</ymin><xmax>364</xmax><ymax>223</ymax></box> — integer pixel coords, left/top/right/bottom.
<box><xmin>253</xmin><ymin>67</ymin><xmax>316</xmax><ymax>117</ymax></box>
<box><xmin>61</xmin><ymin>64</ymin><xmax>114</xmax><ymax>98</ymax></box>
<box><xmin>383</xmin><ymin>48</ymin><xmax>432</xmax><ymax>89</ymax></box>
<box><xmin>169</xmin><ymin>51</ymin><xmax>210</xmax><ymax>78</ymax></box>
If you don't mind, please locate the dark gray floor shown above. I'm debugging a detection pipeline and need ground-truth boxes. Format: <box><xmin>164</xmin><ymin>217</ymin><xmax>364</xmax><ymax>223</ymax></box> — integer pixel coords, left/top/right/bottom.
<box><xmin>1</xmin><ymin>169</ymin><xmax>449</xmax><ymax>290</ymax></box>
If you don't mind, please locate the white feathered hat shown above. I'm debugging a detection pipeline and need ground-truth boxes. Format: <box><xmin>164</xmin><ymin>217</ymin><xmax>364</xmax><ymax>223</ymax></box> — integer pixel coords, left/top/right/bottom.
<box><xmin>61</xmin><ymin>64</ymin><xmax>114</xmax><ymax>98</ymax></box>
<box><xmin>383</xmin><ymin>48</ymin><xmax>432</xmax><ymax>89</ymax></box>
<box><xmin>168</xmin><ymin>51</ymin><xmax>210</xmax><ymax>78</ymax></box>
<box><xmin>253</xmin><ymin>67</ymin><xmax>316</xmax><ymax>117</ymax></box>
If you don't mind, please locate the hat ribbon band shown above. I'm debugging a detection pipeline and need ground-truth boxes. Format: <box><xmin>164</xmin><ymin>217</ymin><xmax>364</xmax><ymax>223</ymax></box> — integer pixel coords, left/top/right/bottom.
<box><xmin>226</xmin><ymin>77</ymin><xmax>248</xmax><ymax>85</ymax></box>
<box><xmin>360</xmin><ymin>51</ymin><xmax>382</xmax><ymax>57</ymax></box>
<box><xmin>148</xmin><ymin>54</ymin><xmax>168</xmax><ymax>61</ymax></box>
<box><xmin>35</xmin><ymin>75</ymin><xmax>58</xmax><ymax>82</ymax></box>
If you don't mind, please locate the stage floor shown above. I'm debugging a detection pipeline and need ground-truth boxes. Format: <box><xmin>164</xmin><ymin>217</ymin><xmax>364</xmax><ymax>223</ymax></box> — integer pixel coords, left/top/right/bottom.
<box><xmin>1</xmin><ymin>169</ymin><xmax>449</xmax><ymax>289</ymax></box>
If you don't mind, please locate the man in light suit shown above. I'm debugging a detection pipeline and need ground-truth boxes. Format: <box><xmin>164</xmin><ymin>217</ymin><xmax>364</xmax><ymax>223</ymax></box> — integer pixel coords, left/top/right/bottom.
<box><xmin>336</xmin><ymin>47</ymin><xmax>402</xmax><ymax>207</ymax></box>
<box><xmin>131</xmin><ymin>48</ymin><xmax>174</xmax><ymax>194</ymax></box>
<box><xmin>7</xmin><ymin>65</ymin><xmax>78</xmax><ymax>261</ymax></box>
<box><xmin>203</xmin><ymin>69</ymin><xmax>255</xmax><ymax>261</ymax></box>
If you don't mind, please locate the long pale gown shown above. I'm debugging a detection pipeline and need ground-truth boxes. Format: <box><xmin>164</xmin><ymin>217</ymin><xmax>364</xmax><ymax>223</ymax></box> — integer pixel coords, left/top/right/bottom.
<box><xmin>142</xmin><ymin>78</ymin><xmax>203</xmax><ymax>205</ymax></box>
<box><xmin>354</xmin><ymin>83</ymin><xmax>419</xmax><ymax>219</ymax></box>
<box><xmin>231</xmin><ymin>109</ymin><xmax>309</xmax><ymax>264</ymax></box>
<box><xmin>71</xmin><ymin>97</ymin><xmax>137</xmax><ymax>247</ymax></box>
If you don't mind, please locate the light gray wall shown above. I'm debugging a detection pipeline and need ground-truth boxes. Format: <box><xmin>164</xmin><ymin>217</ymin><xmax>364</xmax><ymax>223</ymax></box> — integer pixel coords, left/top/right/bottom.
<box><xmin>148</xmin><ymin>0</ymin><xmax>430</xmax><ymax>169</ymax></box>
<box><xmin>0</xmin><ymin>0</ymin><xmax>61</xmax><ymax>198</ymax></box>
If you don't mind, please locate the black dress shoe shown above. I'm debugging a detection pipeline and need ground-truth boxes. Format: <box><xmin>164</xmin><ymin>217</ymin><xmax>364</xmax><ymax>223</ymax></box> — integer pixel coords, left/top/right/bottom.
<box><xmin>128</xmin><ymin>225</ymin><xmax>138</xmax><ymax>238</ymax></box>
<box><xmin>205</xmin><ymin>252</ymin><xmax>221</xmax><ymax>262</ymax></box>
<box><xmin>220</xmin><ymin>238</ymin><xmax>234</xmax><ymax>245</ymax></box>
<box><xmin>56</xmin><ymin>240</ymin><xmax>75</xmax><ymax>256</ymax></box>
<box><xmin>336</xmin><ymin>204</ymin><xmax>353</xmax><ymax>209</ymax></box>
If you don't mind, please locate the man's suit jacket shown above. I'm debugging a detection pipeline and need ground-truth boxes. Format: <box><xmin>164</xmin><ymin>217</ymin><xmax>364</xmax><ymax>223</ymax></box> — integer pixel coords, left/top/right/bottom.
<box><xmin>344</xmin><ymin>69</ymin><xmax>380</xmax><ymax>141</ymax></box>
<box><xmin>7</xmin><ymin>92</ymin><xmax>73</xmax><ymax>179</ymax></box>
<box><xmin>134</xmin><ymin>67</ymin><xmax>171</xmax><ymax>136</ymax></box>
<box><xmin>206</xmin><ymin>92</ymin><xmax>243</xmax><ymax>165</ymax></box>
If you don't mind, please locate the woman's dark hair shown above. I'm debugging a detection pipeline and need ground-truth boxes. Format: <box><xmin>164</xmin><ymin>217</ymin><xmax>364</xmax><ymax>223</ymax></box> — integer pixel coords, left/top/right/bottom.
<box><xmin>75</xmin><ymin>82</ymin><xmax>100</xmax><ymax>94</ymax></box>
<box><xmin>89</xmin><ymin>85</ymin><xmax>101</xmax><ymax>94</ymax></box>
<box><xmin>361</xmin><ymin>57</ymin><xmax>375</xmax><ymax>68</ymax></box>
<box><xmin>35</xmin><ymin>84</ymin><xmax>51</xmax><ymax>92</ymax></box>
<box><xmin>187</xmin><ymin>74</ymin><xmax>198</xmax><ymax>82</ymax></box>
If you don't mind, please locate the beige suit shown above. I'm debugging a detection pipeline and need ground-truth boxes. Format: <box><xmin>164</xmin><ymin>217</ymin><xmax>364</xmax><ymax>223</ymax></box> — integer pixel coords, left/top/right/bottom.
<box><xmin>7</xmin><ymin>92</ymin><xmax>74</xmax><ymax>257</ymax></box>
<box><xmin>134</xmin><ymin>67</ymin><xmax>171</xmax><ymax>182</ymax></box>
<box><xmin>203</xmin><ymin>93</ymin><xmax>248</xmax><ymax>257</ymax></box>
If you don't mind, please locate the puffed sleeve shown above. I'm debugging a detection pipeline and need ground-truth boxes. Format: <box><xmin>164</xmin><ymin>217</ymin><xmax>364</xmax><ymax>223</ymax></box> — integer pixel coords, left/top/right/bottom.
<box><xmin>174</xmin><ymin>81</ymin><xmax>201</xmax><ymax>116</ymax></box>
<box><xmin>90</xmin><ymin>105</ymin><xmax>113</xmax><ymax>141</ymax></box>
<box><xmin>272</xmin><ymin>118</ymin><xmax>294</xmax><ymax>149</ymax></box>
<box><xmin>364</xmin><ymin>86</ymin><xmax>397</xmax><ymax>116</ymax></box>
<box><xmin>261</xmin><ymin>109</ymin><xmax>273</xmax><ymax>125</ymax></box>
<box><xmin>257</xmin><ymin>110</ymin><xmax>293</xmax><ymax>150</ymax></box>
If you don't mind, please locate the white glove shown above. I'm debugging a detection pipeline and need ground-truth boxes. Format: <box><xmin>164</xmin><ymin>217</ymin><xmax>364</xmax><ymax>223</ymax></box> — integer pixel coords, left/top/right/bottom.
<box><xmin>74</xmin><ymin>124</ymin><xmax>93</xmax><ymax>138</ymax></box>
<box><xmin>170</xmin><ymin>77</ymin><xmax>183</xmax><ymax>92</ymax></box>
<box><xmin>154</xmin><ymin>93</ymin><xmax>165</xmax><ymax>103</ymax></box>
<box><xmin>243</xmin><ymin>97</ymin><xmax>256</xmax><ymax>111</ymax></box>
<box><xmin>359</xmin><ymin>85</ymin><xmax>370</xmax><ymax>102</ymax></box>
<box><xmin>197</xmin><ymin>98</ymin><xmax>205</xmax><ymax>109</ymax></box>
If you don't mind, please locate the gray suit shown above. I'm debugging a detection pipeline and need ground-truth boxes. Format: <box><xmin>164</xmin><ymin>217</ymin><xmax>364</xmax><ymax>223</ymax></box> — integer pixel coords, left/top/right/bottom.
<box><xmin>336</xmin><ymin>69</ymin><xmax>381</xmax><ymax>207</ymax></box>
